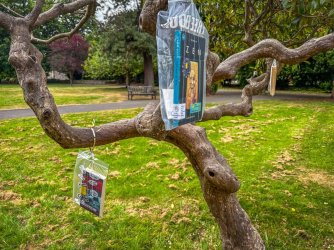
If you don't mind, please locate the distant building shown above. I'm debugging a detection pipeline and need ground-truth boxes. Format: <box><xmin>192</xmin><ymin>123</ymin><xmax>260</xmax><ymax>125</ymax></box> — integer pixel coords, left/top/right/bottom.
<box><xmin>48</xmin><ymin>71</ymin><xmax>68</xmax><ymax>81</ymax></box>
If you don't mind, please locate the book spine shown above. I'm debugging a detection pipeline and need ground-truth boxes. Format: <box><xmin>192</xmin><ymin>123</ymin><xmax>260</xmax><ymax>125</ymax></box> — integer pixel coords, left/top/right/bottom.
<box><xmin>99</xmin><ymin>177</ymin><xmax>107</xmax><ymax>217</ymax></box>
<box><xmin>173</xmin><ymin>30</ymin><xmax>182</xmax><ymax>126</ymax></box>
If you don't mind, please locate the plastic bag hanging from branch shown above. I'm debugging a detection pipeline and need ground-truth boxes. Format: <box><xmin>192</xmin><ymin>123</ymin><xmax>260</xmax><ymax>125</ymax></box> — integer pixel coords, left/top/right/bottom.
<box><xmin>156</xmin><ymin>0</ymin><xmax>209</xmax><ymax>130</ymax></box>
<box><xmin>268</xmin><ymin>59</ymin><xmax>278</xmax><ymax>96</ymax></box>
<box><xmin>73</xmin><ymin>151</ymin><xmax>109</xmax><ymax>217</ymax></box>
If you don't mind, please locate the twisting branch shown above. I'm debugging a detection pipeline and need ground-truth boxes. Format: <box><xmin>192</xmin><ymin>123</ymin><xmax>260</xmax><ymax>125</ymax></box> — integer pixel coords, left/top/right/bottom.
<box><xmin>31</xmin><ymin>4</ymin><xmax>96</xmax><ymax>44</ymax></box>
<box><xmin>0</xmin><ymin>10</ymin><xmax>14</xmax><ymax>31</ymax></box>
<box><xmin>139</xmin><ymin>0</ymin><xmax>168</xmax><ymax>35</ymax></box>
<box><xmin>0</xmin><ymin>3</ymin><xmax>24</xmax><ymax>18</ymax></box>
<box><xmin>203</xmin><ymin>73</ymin><xmax>270</xmax><ymax>121</ymax></box>
<box><xmin>33</xmin><ymin>0</ymin><xmax>96</xmax><ymax>28</ymax></box>
<box><xmin>25</xmin><ymin>0</ymin><xmax>45</xmax><ymax>27</ymax></box>
<box><xmin>213</xmin><ymin>33</ymin><xmax>334</xmax><ymax>82</ymax></box>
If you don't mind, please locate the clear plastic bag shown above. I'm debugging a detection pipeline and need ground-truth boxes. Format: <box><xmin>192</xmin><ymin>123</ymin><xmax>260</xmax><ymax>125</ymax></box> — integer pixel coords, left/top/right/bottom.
<box><xmin>73</xmin><ymin>151</ymin><xmax>109</xmax><ymax>217</ymax></box>
<box><xmin>157</xmin><ymin>0</ymin><xmax>209</xmax><ymax>130</ymax></box>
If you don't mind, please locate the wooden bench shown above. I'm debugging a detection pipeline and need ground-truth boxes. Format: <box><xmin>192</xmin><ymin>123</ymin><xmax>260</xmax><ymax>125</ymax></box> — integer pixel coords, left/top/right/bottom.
<box><xmin>127</xmin><ymin>86</ymin><xmax>157</xmax><ymax>100</ymax></box>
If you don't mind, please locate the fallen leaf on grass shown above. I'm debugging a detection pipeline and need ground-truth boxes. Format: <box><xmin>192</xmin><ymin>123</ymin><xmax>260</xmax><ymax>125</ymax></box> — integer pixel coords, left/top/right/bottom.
<box><xmin>168</xmin><ymin>184</ymin><xmax>178</xmax><ymax>190</ymax></box>
<box><xmin>221</xmin><ymin>135</ymin><xmax>234</xmax><ymax>143</ymax></box>
<box><xmin>109</xmin><ymin>171</ymin><xmax>121</xmax><ymax>178</ymax></box>
<box><xmin>139</xmin><ymin>196</ymin><xmax>151</xmax><ymax>203</ymax></box>
<box><xmin>169</xmin><ymin>158</ymin><xmax>180</xmax><ymax>165</ymax></box>
<box><xmin>170</xmin><ymin>173</ymin><xmax>180</xmax><ymax>180</ymax></box>
<box><xmin>48</xmin><ymin>156</ymin><xmax>62</xmax><ymax>164</ymax></box>
<box><xmin>145</xmin><ymin>162</ymin><xmax>160</xmax><ymax>169</ymax></box>
<box><xmin>0</xmin><ymin>190</ymin><xmax>25</xmax><ymax>205</ymax></box>
<box><xmin>176</xmin><ymin>217</ymin><xmax>192</xmax><ymax>224</ymax></box>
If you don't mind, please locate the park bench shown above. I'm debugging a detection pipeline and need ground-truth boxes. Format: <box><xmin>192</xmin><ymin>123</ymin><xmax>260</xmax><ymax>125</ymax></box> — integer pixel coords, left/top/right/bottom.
<box><xmin>127</xmin><ymin>86</ymin><xmax>157</xmax><ymax>100</ymax></box>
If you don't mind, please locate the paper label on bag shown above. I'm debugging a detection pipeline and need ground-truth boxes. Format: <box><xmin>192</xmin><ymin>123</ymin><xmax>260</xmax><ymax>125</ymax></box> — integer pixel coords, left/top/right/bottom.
<box><xmin>162</xmin><ymin>89</ymin><xmax>174</xmax><ymax>119</ymax></box>
<box><xmin>172</xmin><ymin>103</ymin><xmax>186</xmax><ymax>120</ymax></box>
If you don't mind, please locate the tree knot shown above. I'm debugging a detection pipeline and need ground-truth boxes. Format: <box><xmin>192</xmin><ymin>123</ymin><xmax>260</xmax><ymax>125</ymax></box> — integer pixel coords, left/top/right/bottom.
<box><xmin>135</xmin><ymin>101</ymin><xmax>168</xmax><ymax>140</ymax></box>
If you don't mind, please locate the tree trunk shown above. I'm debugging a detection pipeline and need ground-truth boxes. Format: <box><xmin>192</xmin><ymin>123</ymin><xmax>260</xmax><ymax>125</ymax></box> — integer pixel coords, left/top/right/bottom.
<box><xmin>125</xmin><ymin>72</ymin><xmax>130</xmax><ymax>87</ymax></box>
<box><xmin>137</xmin><ymin>103</ymin><xmax>265</xmax><ymax>249</ymax></box>
<box><xmin>69</xmin><ymin>72</ymin><xmax>73</xmax><ymax>86</ymax></box>
<box><xmin>144</xmin><ymin>52</ymin><xmax>154</xmax><ymax>86</ymax></box>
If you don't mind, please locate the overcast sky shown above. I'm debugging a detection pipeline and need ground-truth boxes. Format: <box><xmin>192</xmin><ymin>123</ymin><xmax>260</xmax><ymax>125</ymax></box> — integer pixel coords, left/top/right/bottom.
<box><xmin>95</xmin><ymin>0</ymin><xmax>138</xmax><ymax>22</ymax></box>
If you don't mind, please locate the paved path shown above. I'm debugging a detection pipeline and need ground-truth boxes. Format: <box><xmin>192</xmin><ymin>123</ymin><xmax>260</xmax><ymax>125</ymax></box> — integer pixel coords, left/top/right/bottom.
<box><xmin>0</xmin><ymin>90</ymin><xmax>332</xmax><ymax>120</ymax></box>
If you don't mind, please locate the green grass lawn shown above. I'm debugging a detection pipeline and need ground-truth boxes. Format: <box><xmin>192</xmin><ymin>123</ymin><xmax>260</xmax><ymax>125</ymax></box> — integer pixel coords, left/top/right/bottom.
<box><xmin>0</xmin><ymin>100</ymin><xmax>333</xmax><ymax>249</ymax></box>
<box><xmin>0</xmin><ymin>84</ymin><xmax>129</xmax><ymax>110</ymax></box>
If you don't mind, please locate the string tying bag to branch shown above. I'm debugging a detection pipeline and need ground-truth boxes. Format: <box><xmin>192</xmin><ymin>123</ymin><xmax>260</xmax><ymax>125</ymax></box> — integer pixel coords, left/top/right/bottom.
<box><xmin>157</xmin><ymin>0</ymin><xmax>209</xmax><ymax>130</ymax></box>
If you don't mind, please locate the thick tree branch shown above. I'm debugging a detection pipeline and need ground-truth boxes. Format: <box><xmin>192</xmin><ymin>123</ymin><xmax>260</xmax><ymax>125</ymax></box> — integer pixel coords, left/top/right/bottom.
<box><xmin>25</xmin><ymin>0</ymin><xmax>45</xmax><ymax>27</ymax></box>
<box><xmin>203</xmin><ymin>73</ymin><xmax>270</xmax><ymax>121</ymax></box>
<box><xmin>139</xmin><ymin>0</ymin><xmax>168</xmax><ymax>35</ymax></box>
<box><xmin>213</xmin><ymin>33</ymin><xmax>334</xmax><ymax>82</ymax></box>
<box><xmin>0</xmin><ymin>10</ymin><xmax>14</xmax><ymax>31</ymax></box>
<box><xmin>31</xmin><ymin>4</ymin><xmax>95</xmax><ymax>44</ymax></box>
<box><xmin>33</xmin><ymin>0</ymin><xmax>96</xmax><ymax>28</ymax></box>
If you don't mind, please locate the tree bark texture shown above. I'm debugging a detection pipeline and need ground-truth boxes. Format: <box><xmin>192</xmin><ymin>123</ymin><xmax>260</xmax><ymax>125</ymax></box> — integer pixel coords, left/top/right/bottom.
<box><xmin>144</xmin><ymin>52</ymin><xmax>154</xmax><ymax>86</ymax></box>
<box><xmin>2</xmin><ymin>0</ymin><xmax>334</xmax><ymax>249</ymax></box>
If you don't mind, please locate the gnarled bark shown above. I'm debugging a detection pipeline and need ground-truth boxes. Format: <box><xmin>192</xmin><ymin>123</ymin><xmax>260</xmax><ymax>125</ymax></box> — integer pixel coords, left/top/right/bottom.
<box><xmin>1</xmin><ymin>0</ymin><xmax>334</xmax><ymax>249</ymax></box>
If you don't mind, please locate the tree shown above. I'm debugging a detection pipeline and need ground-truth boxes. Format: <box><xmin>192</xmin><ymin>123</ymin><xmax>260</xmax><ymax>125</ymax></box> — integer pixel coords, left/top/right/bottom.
<box><xmin>0</xmin><ymin>0</ymin><xmax>334</xmax><ymax>249</ymax></box>
<box><xmin>0</xmin><ymin>0</ymin><xmax>97</xmax><ymax>82</ymax></box>
<box><xmin>98</xmin><ymin>0</ymin><xmax>156</xmax><ymax>86</ymax></box>
<box><xmin>0</xmin><ymin>28</ymin><xmax>15</xmax><ymax>82</ymax></box>
<box><xmin>48</xmin><ymin>34</ymin><xmax>89</xmax><ymax>85</ymax></box>
<box><xmin>83</xmin><ymin>40</ymin><xmax>114</xmax><ymax>80</ymax></box>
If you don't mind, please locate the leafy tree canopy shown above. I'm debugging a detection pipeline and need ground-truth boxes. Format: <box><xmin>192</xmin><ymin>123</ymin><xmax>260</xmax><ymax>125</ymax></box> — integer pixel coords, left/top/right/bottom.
<box><xmin>48</xmin><ymin>34</ymin><xmax>89</xmax><ymax>85</ymax></box>
<box><xmin>85</xmin><ymin>1</ymin><xmax>156</xmax><ymax>83</ymax></box>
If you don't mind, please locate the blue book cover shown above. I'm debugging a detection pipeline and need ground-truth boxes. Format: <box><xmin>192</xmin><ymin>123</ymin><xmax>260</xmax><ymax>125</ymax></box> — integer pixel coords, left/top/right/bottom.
<box><xmin>172</xmin><ymin>30</ymin><xmax>206</xmax><ymax>128</ymax></box>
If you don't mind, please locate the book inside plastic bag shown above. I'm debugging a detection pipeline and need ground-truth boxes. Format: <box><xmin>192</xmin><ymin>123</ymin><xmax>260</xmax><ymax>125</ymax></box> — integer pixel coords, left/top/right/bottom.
<box><xmin>157</xmin><ymin>0</ymin><xmax>209</xmax><ymax>130</ymax></box>
<box><xmin>73</xmin><ymin>151</ymin><xmax>109</xmax><ymax>217</ymax></box>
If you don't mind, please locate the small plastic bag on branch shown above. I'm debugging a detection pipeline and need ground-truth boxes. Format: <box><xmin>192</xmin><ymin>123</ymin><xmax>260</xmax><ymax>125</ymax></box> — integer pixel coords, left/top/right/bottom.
<box><xmin>268</xmin><ymin>59</ymin><xmax>277</xmax><ymax>96</ymax></box>
<box><xmin>157</xmin><ymin>0</ymin><xmax>209</xmax><ymax>130</ymax></box>
<box><xmin>73</xmin><ymin>151</ymin><xmax>109</xmax><ymax>217</ymax></box>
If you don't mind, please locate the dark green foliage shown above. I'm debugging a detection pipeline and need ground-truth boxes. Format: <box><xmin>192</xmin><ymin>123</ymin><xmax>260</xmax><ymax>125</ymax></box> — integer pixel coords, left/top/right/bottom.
<box><xmin>85</xmin><ymin>7</ymin><xmax>156</xmax><ymax>83</ymax></box>
<box><xmin>236</xmin><ymin>63</ymin><xmax>257</xmax><ymax>87</ymax></box>
<box><xmin>0</xmin><ymin>29</ymin><xmax>16</xmax><ymax>82</ymax></box>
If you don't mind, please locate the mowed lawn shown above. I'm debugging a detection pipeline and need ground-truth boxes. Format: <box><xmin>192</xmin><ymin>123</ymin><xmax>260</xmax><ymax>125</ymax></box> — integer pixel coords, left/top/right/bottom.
<box><xmin>0</xmin><ymin>84</ymin><xmax>129</xmax><ymax>110</ymax></box>
<box><xmin>0</xmin><ymin>100</ymin><xmax>333</xmax><ymax>249</ymax></box>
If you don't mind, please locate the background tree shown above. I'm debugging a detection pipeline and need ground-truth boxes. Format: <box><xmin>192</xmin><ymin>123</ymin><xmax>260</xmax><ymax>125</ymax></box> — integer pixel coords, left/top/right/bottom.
<box><xmin>196</xmin><ymin>0</ymin><xmax>334</xmax><ymax>93</ymax></box>
<box><xmin>83</xmin><ymin>40</ymin><xmax>114</xmax><ymax>80</ymax></box>
<box><xmin>90</xmin><ymin>0</ymin><xmax>156</xmax><ymax>86</ymax></box>
<box><xmin>0</xmin><ymin>0</ymin><xmax>333</xmax><ymax>249</ymax></box>
<box><xmin>48</xmin><ymin>34</ymin><xmax>89</xmax><ymax>86</ymax></box>
<box><xmin>0</xmin><ymin>0</ymin><xmax>98</xmax><ymax>82</ymax></box>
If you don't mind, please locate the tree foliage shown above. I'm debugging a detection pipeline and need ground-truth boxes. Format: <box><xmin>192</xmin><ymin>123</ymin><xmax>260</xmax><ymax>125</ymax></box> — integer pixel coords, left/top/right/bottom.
<box><xmin>0</xmin><ymin>0</ymin><xmax>97</xmax><ymax>82</ymax></box>
<box><xmin>48</xmin><ymin>34</ymin><xmax>89</xmax><ymax>85</ymax></box>
<box><xmin>196</xmin><ymin>0</ymin><xmax>334</xmax><ymax>89</ymax></box>
<box><xmin>278</xmin><ymin>50</ymin><xmax>334</xmax><ymax>91</ymax></box>
<box><xmin>85</xmin><ymin>0</ymin><xmax>156</xmax><ymax>84</ymax></box>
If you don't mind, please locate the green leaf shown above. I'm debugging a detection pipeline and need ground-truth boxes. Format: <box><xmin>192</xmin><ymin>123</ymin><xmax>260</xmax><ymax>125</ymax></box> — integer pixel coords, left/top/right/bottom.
<box><xmin>311</xmin><ymin>0</ymin><xmax>318</xmax><ymax>9</ymax></box>
<box><xmin>291</xmin><ymin>16</ymin><xmax>301</xmax><ymax>25</ymax></box>
<box><xmin>282</xmin><ymin>0</ymin><xmax>290</xmax><ymax>9</ymax></box>
<box><xmin>329</xmin><ymin>9</ymin><xmax>334</xmax><ymax>17</ymax></box>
